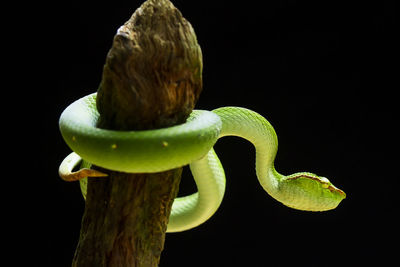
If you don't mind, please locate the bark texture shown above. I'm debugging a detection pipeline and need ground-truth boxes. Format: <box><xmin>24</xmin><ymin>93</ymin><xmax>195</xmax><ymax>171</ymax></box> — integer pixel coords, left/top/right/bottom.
<box><xmin>72</xmin><ymin>0</ymin><xmax>202</xmax><ymax>266</ymax></box>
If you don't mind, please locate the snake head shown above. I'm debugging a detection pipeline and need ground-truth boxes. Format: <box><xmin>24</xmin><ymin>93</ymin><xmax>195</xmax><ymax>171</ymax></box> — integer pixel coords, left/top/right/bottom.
<box><xmin>279</xmin><ymin>172</ymin><xmax>346</xmax><ymax>211</ymax></box>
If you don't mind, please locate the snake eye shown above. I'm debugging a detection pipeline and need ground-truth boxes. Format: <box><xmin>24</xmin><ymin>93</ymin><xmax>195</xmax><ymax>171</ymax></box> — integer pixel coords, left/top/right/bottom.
<box><xmin>319</xmin><ymin>177</ymin><xmax>330</xmax><ymax>189</ymax></box>
<box><xmin>321</xmin><ymin>182</ymin><xmax>329</xmax><ymax>189</ymax></box>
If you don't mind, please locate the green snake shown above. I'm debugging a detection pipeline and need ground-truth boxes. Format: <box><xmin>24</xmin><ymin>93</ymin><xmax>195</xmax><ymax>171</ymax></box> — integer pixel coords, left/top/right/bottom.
<box><xmin>59</xmin><ymin>93</ymin><xmax>346</xmax><ymax>232</ymax></box>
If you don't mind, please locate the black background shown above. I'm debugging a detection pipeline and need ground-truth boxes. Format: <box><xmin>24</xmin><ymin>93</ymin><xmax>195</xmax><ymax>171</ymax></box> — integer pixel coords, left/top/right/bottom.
<box><xmin>21</xmin><ymin>0</ymin><xmax>396</xmax><ymax>266</ymax></box>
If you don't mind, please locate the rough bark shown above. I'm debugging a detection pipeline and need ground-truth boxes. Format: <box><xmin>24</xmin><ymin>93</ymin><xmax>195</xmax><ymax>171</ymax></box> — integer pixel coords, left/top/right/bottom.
<box><xmin>72</xmin><ymin>0</ymin><xmax>202</xmax><ymax>266</ymax></box>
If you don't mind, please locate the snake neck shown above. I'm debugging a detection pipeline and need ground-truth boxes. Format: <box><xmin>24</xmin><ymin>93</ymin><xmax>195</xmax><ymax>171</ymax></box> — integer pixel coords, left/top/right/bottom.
<box><xmin>212</xmin><ymin>107</ymin><xmax>283</xmax><ymax>197</ymax></box>
<box><xmin>212</xmin><ymin>107</ymin><xmax>346</xmax><ymax>211</ymax></box>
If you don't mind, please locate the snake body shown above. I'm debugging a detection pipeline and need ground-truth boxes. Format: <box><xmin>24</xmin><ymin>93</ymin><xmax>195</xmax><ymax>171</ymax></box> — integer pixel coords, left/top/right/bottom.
<box><xmin>59</xmin><ymin>93</ymin><xmax>345</xmax><ymax>232</ymax></box>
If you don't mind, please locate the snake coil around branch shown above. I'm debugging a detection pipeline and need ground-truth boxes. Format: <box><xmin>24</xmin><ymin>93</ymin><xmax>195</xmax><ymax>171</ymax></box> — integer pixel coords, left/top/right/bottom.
<box><xmin>59</xmin><ymin>93</ymin><xmax>346</xmax><ymax>232</ymax></box>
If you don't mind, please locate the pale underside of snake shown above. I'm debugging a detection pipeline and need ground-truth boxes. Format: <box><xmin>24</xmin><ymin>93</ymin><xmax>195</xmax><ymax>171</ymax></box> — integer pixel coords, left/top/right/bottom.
<box><xmin>59</xmin><ymin>93</ymin><xmax>346</xmax><ymax>232</ymax></box>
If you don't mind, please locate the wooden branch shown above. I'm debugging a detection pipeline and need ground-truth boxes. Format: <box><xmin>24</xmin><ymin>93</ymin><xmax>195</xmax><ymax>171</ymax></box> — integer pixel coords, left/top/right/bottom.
<box><xmin>72</xmin><ymin>0</ymin><xmax>202</xmax><ymax>266</ymax></box>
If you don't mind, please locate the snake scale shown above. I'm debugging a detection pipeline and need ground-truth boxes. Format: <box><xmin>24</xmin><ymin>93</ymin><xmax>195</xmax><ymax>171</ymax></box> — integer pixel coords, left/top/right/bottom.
<box><xmin>59</xmin><ymin>93</ymin><xmax>346</xmax><ymax>232</ymax></box>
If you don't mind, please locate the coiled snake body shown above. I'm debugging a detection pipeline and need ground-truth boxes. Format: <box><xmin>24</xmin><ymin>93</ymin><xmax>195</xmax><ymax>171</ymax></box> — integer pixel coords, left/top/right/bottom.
<box><xmin>59</xmin><ymin>93</ymin><xmax>345</xmax><ymax>232</ymax></box>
